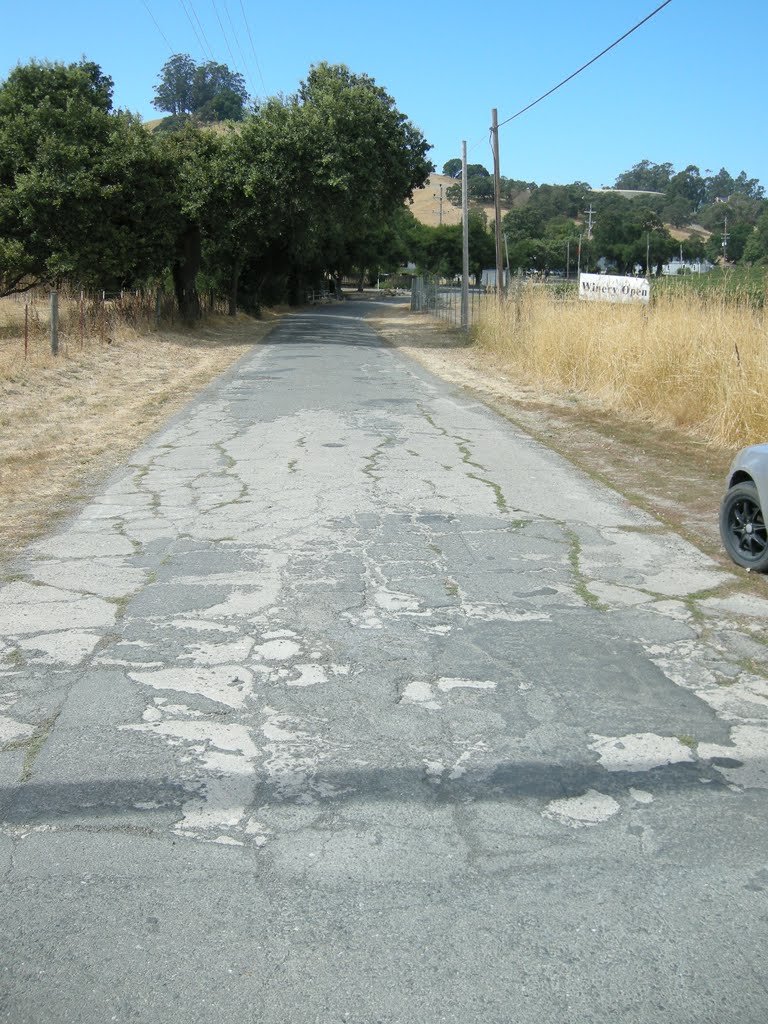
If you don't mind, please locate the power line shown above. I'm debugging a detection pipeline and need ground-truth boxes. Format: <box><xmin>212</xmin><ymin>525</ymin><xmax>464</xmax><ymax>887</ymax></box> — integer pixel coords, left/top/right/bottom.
<box><xmin>210</xmin><ymin>0</ymin><xmax>241</xmax><ymax>75</ymax></box>
<box><xmin>223</xmin><ymin>0</ymin><xmax>256</xmax><ymax>97</ymax></box>
<box><xmin>178</xmin><ymin>0</ymin><xmax>209</xmax><ymax>58</ymax></box>
<box><xmin>187</xmin><ymin>0</ymin><xmax>216</xmax><ymax>59</ymax></box>
<box><xmin>141</xmin><ymin>0</ymin><xmax>174</xmax><ymax>53</ymax></box>
<box><xmin>238</xmin><ymin>0</ymin><xmax>268</xmax><ymax>96</ymax></box>
<box><xmin>496</xmin><ymin>0</ymin><xmax>674</xmax><ymax>131</ymax></box>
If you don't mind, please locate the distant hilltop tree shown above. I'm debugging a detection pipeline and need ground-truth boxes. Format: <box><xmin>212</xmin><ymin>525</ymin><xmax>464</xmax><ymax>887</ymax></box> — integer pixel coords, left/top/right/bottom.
<box><xmin>153</xmin><ymin>53</ymin><xmax>249</xmax><ymax>123</ymax></box>
<box><xmin>441</xmin><ymin>158</ymin><xmax>491</xmax><ymax>180</ymax></box>
<box><xmin>440</xmin><ymin>156</ymin><xmax>533</xmax><ymax>208</ymax></box>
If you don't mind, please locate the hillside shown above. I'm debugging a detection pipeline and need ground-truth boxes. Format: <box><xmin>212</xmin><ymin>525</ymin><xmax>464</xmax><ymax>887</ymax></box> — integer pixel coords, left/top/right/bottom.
<box><xmin>410</xmin><ymin>174</ymin><xmax>711</xmax><ymax>244</ymax></box>
<box><xmin>409</xmin><ymin>173</ymin><xmax>499</xmax><ymax>227</ymax></box>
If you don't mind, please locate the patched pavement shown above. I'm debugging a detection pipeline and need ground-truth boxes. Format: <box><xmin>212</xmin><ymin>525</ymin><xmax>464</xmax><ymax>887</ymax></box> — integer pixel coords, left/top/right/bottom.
<box><xmin>2</xmin><ymin>302</ymin><xmax>768</xmax><ymax>1023</ymax></box>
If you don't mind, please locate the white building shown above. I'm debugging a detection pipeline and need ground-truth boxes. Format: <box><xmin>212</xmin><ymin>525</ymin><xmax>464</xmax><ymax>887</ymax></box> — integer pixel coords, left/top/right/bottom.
<box><xmin>661</xmin><ymin>257</ymin><xmax>714</xmax><ymax>276</ymax></box>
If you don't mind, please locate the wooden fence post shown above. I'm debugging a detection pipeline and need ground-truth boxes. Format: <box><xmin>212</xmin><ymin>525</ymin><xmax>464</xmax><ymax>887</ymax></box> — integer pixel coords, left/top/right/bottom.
<box><xmin>50</xmin><ymin>290</ymin><xmax>59</xmax><ymax>356</ymax></box>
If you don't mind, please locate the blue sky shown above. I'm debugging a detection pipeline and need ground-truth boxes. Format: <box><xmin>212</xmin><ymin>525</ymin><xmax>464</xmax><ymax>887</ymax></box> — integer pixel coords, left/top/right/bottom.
<box><xmin>1</xmin><ymin>0</ymin><xmax>765</xmax><ymax>189</ymax></box>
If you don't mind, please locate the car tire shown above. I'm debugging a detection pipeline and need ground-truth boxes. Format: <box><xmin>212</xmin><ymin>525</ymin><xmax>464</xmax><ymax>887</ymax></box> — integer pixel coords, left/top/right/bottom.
<box><xmin>720</xmin><ymin>481</ymin><xmax>768</xmax><ymax>572</ymax></box>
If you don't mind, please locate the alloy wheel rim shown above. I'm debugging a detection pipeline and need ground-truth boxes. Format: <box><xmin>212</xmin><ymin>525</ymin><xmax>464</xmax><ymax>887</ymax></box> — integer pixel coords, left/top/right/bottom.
<box><xmin>730</xmin><ymin>498</ymin><xmax>768</xmax><ymax>560</ymax></box>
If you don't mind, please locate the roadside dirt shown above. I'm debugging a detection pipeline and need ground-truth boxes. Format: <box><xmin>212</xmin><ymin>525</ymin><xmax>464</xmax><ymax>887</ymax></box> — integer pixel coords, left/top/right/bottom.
<box><xmin>367</xmin><ymin>302</ymin><xmax>768</xmax><ymax>598</ymax></box>
<box><xmin>0</xmin><ymin>312</ymin><xmax>281</xmax><ymax>568</ymax></box>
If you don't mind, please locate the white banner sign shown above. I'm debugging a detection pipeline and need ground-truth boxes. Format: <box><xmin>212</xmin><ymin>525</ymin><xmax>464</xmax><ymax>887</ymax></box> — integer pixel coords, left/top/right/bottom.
<box><xmin>579</xmin><ymin>273</ymin><xmax>650</xmax><ymax>304</ymax></box>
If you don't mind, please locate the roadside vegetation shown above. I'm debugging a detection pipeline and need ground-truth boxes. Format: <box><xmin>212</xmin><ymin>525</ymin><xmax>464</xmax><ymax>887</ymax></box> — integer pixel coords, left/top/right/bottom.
<box><xmin>473</xmin><ymin>274</ymin><xmax>768</xmax><ymax>450</ymax></box>
<box><xmin>655</xmin><ymin>264</ymin><xmax>768</xmax><ymax>305</ymax></box>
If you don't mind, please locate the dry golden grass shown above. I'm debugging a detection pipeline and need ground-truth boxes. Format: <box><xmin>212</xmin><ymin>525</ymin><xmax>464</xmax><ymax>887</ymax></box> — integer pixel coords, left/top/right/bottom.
<box><xmin>408</xmin><ymin>173</ymin><xmax>498</xmax><ymax>228</ymax></box>
<box><xmin>0</xmin><ymin>293</ymin><xmax>281</xmax><ymax>564</ymax></box>
<box><xmin>474</xmin><ymin>285</ymin><xmax>768</xmax><ymax>450</ymax></box>
<box><xmin>409</xmin><ymin>173</ymin><xmax>463</xmax><ymax>227</ymax></box>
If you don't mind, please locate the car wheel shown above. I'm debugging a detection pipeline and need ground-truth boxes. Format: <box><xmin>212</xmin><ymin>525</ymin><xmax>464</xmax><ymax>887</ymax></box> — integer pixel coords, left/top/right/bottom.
<box><xmin>720</xmin><ymin>481</ymin><xmax>768</xmax><ymax>571</ymax></box>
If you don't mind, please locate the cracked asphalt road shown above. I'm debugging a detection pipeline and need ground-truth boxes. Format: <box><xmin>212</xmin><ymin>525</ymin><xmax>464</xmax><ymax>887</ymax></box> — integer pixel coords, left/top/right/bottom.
<box><xmin>2</xmin><ymin>300</ymin><xmax>768</xmax><ymax>1023</ymax></box>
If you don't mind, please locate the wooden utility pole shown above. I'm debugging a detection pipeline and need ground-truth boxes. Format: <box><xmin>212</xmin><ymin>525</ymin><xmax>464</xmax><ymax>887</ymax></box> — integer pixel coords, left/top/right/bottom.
<box><xmin>436</xmin><ymin>183</ymin><xmax>444</xmax><ymax>226</ymax></box>
<box><xmin>583</xmin><ymin>204</ymin><xmax>596</xmax><ymax>239</ymax></box>
<box><xmin>461</xmin><ymin>141</ymin><xmax>469</xmax><ymax>330</ymax></box>
<box><xmin>491</xmin><ymin>109</ymin><xmax>504</xmax><ymax>300</ymax></box>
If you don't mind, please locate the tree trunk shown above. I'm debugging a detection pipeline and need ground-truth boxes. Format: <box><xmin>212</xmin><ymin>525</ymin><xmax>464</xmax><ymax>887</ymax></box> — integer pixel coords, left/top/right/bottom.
<box><xmin>287</xmin><ymin>268</ymin><xmax>303</xmax><ymax>306</ymax></box>
<box><xmin>228</xmin><ymin>258</ymin><xmax>241</xmax><ymax>317</ymax></box>
<box><xmin>172</xmin><ymin>223</ymin><xmax>202</xmax><ymax>323</ymax></box>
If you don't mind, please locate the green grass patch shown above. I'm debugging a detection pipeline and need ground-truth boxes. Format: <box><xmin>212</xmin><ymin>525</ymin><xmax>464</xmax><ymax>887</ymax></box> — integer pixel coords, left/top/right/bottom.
<box><xmin>655</xmin><ymin>266</ymin><xmax>767</xmax><ymax>307</ymax></box>
<box><xmin>566</xmin><ymin>529</ymin><xmax>607</xmax><ymax>611</ymax></box>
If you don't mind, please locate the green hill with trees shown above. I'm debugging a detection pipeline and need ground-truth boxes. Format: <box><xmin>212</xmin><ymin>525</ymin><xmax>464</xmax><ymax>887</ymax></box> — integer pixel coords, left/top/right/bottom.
<box><xmin>407</xmin><ymin>157</ymin><xmax>767</xmax><ymax>279</ymax></box>
<box><xmin>152</xmin><ymin>53</ymin><xmax>249</xmax><ymax>129</ymax></box>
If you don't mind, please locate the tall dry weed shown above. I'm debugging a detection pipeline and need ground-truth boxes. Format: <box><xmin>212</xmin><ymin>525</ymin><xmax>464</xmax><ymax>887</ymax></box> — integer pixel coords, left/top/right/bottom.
<box><xmin>0</xmin><ymin>289</ymin><xmax>183</xmax><ymax>379</ymax></box>
<box><xmin>475</xmin><ymin>284</ymin><xmax>768</xmax><ymax>449</ymax></box>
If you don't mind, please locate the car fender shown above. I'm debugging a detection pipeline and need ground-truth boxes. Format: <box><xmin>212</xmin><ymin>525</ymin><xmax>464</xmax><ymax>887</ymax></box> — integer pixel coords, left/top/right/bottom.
<box><xmin>726</xmin><ymin>443</ymin><xmax>768</xmax><ymax>514</ymax></box>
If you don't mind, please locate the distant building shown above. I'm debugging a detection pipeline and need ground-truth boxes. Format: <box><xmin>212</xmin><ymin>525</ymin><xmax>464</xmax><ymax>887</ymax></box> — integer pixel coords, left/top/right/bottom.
<box><xmin>590</xmin><ymin>188</ymin><xmax>666</xmax><ymax>199</ymax></box>
<box><xmin>661</xmin><ymin>257</ymin><xmax>714</xmax><ymax>276</ymax></box>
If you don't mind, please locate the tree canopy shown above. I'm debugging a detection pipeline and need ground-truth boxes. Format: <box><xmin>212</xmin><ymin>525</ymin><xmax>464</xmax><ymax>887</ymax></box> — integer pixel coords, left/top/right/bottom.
<box><xmin>0</xmin><ymin>56</ymin><xmax>434</xmax><ymax>312</ymax></box>
<box><xmin>153</xmin><ymin>53</ymin><xmax>249</xmax><ymax>123</ymax></box>
<box><xmin>0</xmin><ymin>59</ymin><xmax>178</xmax><ymax>295</ymax></box>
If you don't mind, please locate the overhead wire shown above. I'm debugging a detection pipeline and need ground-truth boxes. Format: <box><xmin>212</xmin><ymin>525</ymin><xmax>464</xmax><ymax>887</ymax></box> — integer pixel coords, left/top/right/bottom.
<box><xmin>189</xmin><ymin>0</ymin><xmax>217</xmax><ymax>59</ymax></box>
<box><xmin>238</xmin><ymin>0</ymin><xmax>268</xmax><ymax>96</ymax></box>
<box><xmin>141</xmin><ymin>0</ymin><xmax>174</xmax><ymax>53</ymax></box>
<box><xmin>496</xmin><ymin>0</ymin><xmax>674</xmax><ymax>131</ymax></box>
<box><xmin>142</xmin><ymin>0</ymin><xmax>255</xmax><ymax>109</ymax></box>
<box><xmin>223</xmin><ymin>0</ymin><xmax>257</xmax><ymax>98</ymax></box>
<box><xmin>178</xmin><ymin>0</ymin><xmax>210</xmax><ymax>58</ymax></box>
<box><xmin>466</xmin><ymin>0</ymin><xmax>674</xmax><ymax>156</ymax></box>
<box><xmin>210</xmin><ymin>0</ymin><xmax>241</xmax><ymax>75</ymax></box>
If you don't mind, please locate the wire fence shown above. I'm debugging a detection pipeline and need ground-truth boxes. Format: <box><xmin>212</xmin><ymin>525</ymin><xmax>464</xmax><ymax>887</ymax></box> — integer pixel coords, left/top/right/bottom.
<box><xmin>410</xmin><ymin>275</ymin><xmax>579</xmax><ymax>330</ymax></box>
<box><xmin>410</xmin><ymin>277</ymin><xmax>483</xmax><ymax>329</ymax></box>
<box><xmin>411</xmin><ymin>275</ymin><xmax>523</xmax><ymax>330</ymax></box>
<box><xmin>0</xmin><ymin>287</ymin><xmax>229</xmax><ymax>366</ymax></box>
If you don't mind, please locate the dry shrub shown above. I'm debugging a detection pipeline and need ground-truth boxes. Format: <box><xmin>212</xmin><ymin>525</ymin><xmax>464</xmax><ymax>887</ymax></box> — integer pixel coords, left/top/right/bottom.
<box><xmin>0</xmin><ymin>289</ymin><xmax>184</xmax><ymax>377</ymax></box>
<box><xmin>475</xmin><ymin>284</ymin><xmax>768</xmax><ymax>449</ymax></box>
